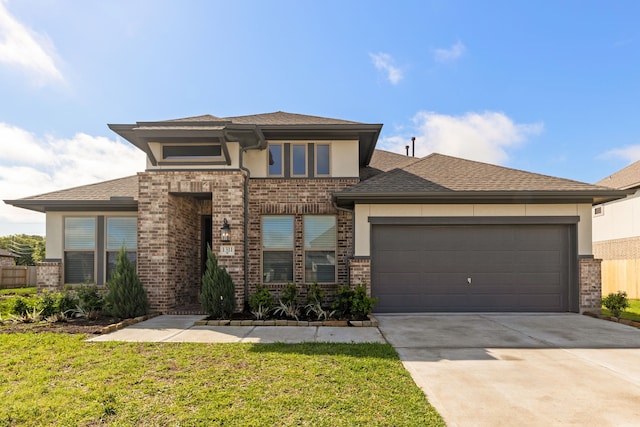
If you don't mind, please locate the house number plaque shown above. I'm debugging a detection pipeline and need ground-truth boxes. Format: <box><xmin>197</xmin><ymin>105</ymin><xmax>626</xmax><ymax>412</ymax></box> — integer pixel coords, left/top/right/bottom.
<box><xmin>219</xmin><ymin>246</ymin><xmax>235</xmax><ymax>256</ymax></box>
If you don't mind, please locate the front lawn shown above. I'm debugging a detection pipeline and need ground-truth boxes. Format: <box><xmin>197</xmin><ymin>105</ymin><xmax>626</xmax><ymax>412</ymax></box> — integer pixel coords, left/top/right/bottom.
<box><xmin>601</xmin><ymin>298</ymin><xmax>640</xmax><ymax>322</ymax></box>
<box><xmin>0</xmin><ymin>334</ymin><xmax>444</xmax><ymax>426</ymax></box>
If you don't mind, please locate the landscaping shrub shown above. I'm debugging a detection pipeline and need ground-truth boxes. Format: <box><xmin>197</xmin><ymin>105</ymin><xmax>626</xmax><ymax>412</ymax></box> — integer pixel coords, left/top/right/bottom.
<box><xmin>11</xmin><ymin>297</ymin><xmax>30</xmax><ymax>316</ymax></box>
<box><xmin>602</xmin><ymin>291</ymin><xmax>630</xmax><ymax>318</ymax></box>
<box><xmin>38</xmin><ymin>292</ymin><xmax>58</xmax><ymax>317</ymax></box>
<box><xmin>249</xmin><ymin>285</ymin><xmax>274</xmax><ymax>319</ymax></box>
<box><xmin>332</xmin><ymin>283</ymin><xmax>377</xmax><ymax>320</ymax></box>
<box><xmin>200</xmin><ymin>244</ymin><xmax>236</xmax><ymax>319</ymax></box>
<box><xmin>105</xmin><ymin>246</ymin><xmax>149</xmax><ymax>319</ymax></box>
<box><xmin>272</xmin><ymin>283</ymin><xmax>300</xmax><ymax>320</ymax></box>
<box><xmin>76</xmin><ymin>284</ymin><xmax>104</xmax><ymax>313</ymax></box>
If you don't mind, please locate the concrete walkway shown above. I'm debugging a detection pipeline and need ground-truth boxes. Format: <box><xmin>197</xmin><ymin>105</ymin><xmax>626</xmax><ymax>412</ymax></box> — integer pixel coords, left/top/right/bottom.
<box><xmin>377</xmin><ymin>313</ymin><xmax>640</xmax><ymax>427</ymax></box>
<box><xmin>88</xmin><ymin>315</ymin><xmax>386</xmax><ymax>344</ymax></box>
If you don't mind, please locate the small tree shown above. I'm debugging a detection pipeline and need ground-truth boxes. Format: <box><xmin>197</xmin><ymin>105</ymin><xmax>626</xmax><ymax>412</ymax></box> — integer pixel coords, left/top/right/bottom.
<box><xmin>105</xmin><ymin>246</ymin><xmax>149</xmax><ymax>319</ymax></box>
<box><xmin>200</xmin><ymin>244</ymin><xmax>236</xmax><ymax>319</ymax></box>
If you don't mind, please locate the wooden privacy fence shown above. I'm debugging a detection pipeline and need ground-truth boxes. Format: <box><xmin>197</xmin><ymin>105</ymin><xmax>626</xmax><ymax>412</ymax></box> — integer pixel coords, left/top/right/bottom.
<box><xmin>601</xmin><ymin>259</ymin><xmax>640</xmax><ymax>299</ymax></box>
<box><xmin>0</xmin><ymin>266</ymin><xmax>36</xmax><ymax>289</ymax></box>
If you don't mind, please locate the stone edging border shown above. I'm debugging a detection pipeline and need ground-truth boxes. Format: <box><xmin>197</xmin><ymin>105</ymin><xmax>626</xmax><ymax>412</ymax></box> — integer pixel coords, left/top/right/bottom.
<box><xmin>583</xmin><ymin>311</ymin><xmax>640</xmax><ymax>329</ymax></box>
<box><xmin>100</xmin><ymin>312</ymin><xmax>161</xmax><ymax>334</ymax></box>
<box><xmin>194</xmin><ymin>315</ymin><xmax>379</xmax><ymax>328</ymax></box>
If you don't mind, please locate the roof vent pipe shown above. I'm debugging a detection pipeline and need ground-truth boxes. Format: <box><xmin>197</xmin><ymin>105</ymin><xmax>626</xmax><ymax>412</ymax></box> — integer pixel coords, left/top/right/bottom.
<box><xmin>411</xmin><ymin>136</ymin><xmax>416</xmax><ymax>157</ymax></box>
<box><xmin>405</xmin><ymin>145</ymin><xmax>409</xmax><ymax>156</ymax></box>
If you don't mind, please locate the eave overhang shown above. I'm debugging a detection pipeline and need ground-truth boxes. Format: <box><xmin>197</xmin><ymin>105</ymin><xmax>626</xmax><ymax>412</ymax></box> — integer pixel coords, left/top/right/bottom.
<box><xmin>109</xmin><ymin>121</ymin><xmax>382</xmax><ymax>168</ymax></box>
<box><xmin>3</xmin><ymin>199</ymin><xmax>138</xmax><ymax>213</ymax></box>
<box><xmin>333</xmin><ymin>189</ymin><xmax>631</xmax><ymax>207</ymax></box>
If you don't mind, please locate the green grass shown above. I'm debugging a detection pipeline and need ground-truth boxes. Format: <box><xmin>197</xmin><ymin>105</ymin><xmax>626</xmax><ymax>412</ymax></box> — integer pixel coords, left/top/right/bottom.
<box><xmin>601</xmin><ymin>298</ymin><xmax>640</xmax><ymax>321</ymax></box>
<box><xmin>0</xmin><ymin>288</ymin><xmax>38</xmax><ymax>317</ymax></box>
<box><xmin>0</xmin><ymin>287</ymin><xmax>37</xmax><ymax>296</ymax></box>
<box><xmin>0</xmin><ymin>334</ymin><xmax>444</xmax><ymax>426</ymax></box>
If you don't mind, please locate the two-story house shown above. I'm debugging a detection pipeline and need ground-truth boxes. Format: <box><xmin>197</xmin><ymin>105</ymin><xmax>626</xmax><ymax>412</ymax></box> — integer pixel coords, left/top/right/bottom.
<box><xmin>5</xmin><ymin>112</ymin><xmax>625</xmax><ymax>313</ymax></box>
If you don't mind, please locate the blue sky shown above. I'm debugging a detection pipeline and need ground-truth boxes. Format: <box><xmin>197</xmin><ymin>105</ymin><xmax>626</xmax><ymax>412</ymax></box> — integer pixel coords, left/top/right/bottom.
<box><xmin>1</xmin><ymin>0</ymin><xmax>639</xmax><ymax>236</ymax></box>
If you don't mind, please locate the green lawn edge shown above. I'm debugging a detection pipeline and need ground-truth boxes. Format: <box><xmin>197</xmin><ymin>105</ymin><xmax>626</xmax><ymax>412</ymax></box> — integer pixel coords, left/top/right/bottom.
<box><xmin>0</xmin><ymin>334</ymin><xmax>445</xmax><ymax>426</ymax></box>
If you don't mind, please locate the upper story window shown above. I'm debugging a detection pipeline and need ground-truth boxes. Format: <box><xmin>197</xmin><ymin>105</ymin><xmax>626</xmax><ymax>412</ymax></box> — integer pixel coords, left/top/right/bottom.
<box><xmin>268</xmin><ymin>142</ymin><xmax>331</xmax><ymax>178</ymax></box>
<box><xmin>291</xmin><ymin>144</ymin><xmax>307</xmax><ymax>176</ymax></box>
<box><xmin>162</xmin><ymin>144</ymin><xmax>222</xmax><ymax>160</ymax></box>
<box><xmin>268</xmin><ymin>143</ymin><xmax>283</xmax><ymax>176</ymax></box>
<box><xmin>316</xmin><ymin>144</ymin><xmax>330</xmax><ymax>176</ymax></box>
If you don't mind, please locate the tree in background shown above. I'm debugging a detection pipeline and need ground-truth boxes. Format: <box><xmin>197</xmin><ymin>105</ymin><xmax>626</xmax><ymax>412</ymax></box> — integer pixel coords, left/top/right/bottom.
<box><xmin>0</xmin><ymin>235</ymin><xmax>45</xmax><ymax>265</ymax></box>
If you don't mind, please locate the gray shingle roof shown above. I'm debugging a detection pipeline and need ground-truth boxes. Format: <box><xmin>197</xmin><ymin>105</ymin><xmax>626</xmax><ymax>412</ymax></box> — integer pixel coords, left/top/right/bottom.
<box><xmin>22</xmin><ymin>176</ymin><xmax>138</xmax><ymax>201</ymax></box>
<box><xmin>223</xmin><ymin>111</ymin><xmax>362</xmax><ymax>125</ymax></box>
<box><xmin>338</xmin><ymin>153</ymin><xmax>626</xmax><ymax>204</ymax></box>
<box><xmin>4</xmin><ymin>176</ymin><xmax>138</xmax><ymax>212</ymax></box>
<box><xmin>596</xmin><ymin>160</ymin><xmax>640</xmax><ymax>190</ymax></box>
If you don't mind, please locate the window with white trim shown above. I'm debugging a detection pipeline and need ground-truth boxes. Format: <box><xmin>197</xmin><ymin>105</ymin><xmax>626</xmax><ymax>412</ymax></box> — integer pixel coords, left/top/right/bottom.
<box><xmin>304</xmin><ymin>215</ymin><xmax>336</xmax><ymax>283</ymax></box>
<box><xmin>262</xmin><ymin>216</ymin><xmax>294</xmax><ymax>283</ymax></box>
<box><xmin>64</xmin><ymin>217</ymin><xmax>96</xmax><ymax>284</ymax></box>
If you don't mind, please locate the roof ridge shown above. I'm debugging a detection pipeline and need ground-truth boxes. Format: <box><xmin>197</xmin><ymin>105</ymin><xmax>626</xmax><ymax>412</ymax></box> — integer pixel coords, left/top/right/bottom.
<box><xmin>408</xmin><ymin>152</ymin><xmax>607</xmax><ymax>188</ymax></box>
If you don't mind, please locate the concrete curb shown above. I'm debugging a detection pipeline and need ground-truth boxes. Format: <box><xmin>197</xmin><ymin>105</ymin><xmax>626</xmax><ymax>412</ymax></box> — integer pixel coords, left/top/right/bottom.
<box><xmin>100</xmin><ymin>312</ymin><xmax>161</xmax><ymax>334</ymax></box>
<box><xmin>583</xmin><ymin>311</ymin><xmax>640</xmax><ymax>329</ymax></box>
<box><xmin>194</xmin><ymin>315</ymin><xmax>379</xmax><ymax>327</ymax></box>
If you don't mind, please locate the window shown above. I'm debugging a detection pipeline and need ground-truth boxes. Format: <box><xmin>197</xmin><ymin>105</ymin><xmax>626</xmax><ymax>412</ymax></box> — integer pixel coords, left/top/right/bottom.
<box><xmin>162</xmin><ymin>144</ymin><xmax>222</xmax><ymax>160</ymax></box>
<box><xmin>64</xmin><ymin>217</ymin><xmax>96</xmax><ymax>284</ymax></box>
<box><xmin>316</xmin><ymin>144</ymin><xmax>330</xmax><ymax>176</ymax></box>
<box><xmin>268</xmin><ymin>143</ymin><xmax>283</xmax><ymax>176</ymax></box>
<box><xmin>105</xmin><ymin>217</ymin><xmax>137</xmax><ymax>281</ymax></box>
<box><xmin>291</xmin><ymin>144</ymin><xmax>307</xmax><ymax>176</ymax></box>
<box><xmin>262</xmin><ymin>216</ymin><xmax>294</xmax><ymax>283</ymax></box>
<box><xmin>304</xmin><ymin>216</ymin><xmax>336</xmax><ymax>283</ymax></box>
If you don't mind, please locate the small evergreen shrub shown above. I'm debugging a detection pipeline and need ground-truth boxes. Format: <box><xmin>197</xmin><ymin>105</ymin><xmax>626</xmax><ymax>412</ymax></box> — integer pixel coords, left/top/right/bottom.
<box><xmin>249</xmin><ymin>285</ymin><xmax>274</xmax><ymax>319</ymax></box>
<box><xmin>350</xmin><ymin>283</ymin><xmax>378</xmax><ymax>319</ymax></box>
<box><xmin>602</xmin><ymin>291</ymin><xmax>630</xmax><ymax>318</ymax></box>
<box><xmin>200</xmin><ymin>245</ymin><xmax>236</xmax><ymax>319</ymax></box>
<box><xmin>56</xmin><ymin>290</ymin><xmax>78</xmax><ymax>314</ymax></box>
<box><xmin>331</xmin><ymin>283</ymin><xmax>377</xmax><ymax>319</ymax></box>
<box><xmin>105</xmin><ymin>246</ymin><xmax>149</xmax><ymax>319</ymax></box>
<box><xmin>11</xmin><ymin>297</ymin><xmax>30</xmax><ymax>316</ymax></box>
<box><xmin>76</xmin><ymin>284</ymin><xmax>104</xmax><ymax>313</ymax></box>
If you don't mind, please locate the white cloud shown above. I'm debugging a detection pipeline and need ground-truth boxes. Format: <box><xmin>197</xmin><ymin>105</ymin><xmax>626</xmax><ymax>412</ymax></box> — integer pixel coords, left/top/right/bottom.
<box><xmin>0</xmin><ymin>0</ymin><xmax>63</xmax><ymax>84</ymax></box>
<box><xmin>378</xmin><ymin>111</ymin><xmax>544</xmax><ymax>165</ymax></box>
<box><xmin>369</xmin><ymin>52</ymin><xmax>403</xmax><ymax>85</ymax></box>
<box><xmin>603</xmin><ymin>145</ymin><xmax>640</xmax><ymax>163</ymax></box>
<box><xmin>0</xmin><ymin>122</ymin><xmax>146</xmax><ymax>235</ymax></box>
<box><xmin>434</xmin><ymin>41</ymin><xmax>466</xmax><ymax>63</ymax></box>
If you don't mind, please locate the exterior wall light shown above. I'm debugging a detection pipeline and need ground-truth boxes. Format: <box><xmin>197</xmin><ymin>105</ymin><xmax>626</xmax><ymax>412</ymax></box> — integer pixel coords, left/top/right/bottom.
<box><xmin>220</xmin><ymin>218</ymin><xmax>231</xmax><ymax>242</ymax></box>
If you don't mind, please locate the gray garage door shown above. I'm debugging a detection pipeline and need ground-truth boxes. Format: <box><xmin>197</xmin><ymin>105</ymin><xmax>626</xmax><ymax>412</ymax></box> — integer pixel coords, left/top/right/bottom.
<box><xmin>371</xmin><ymin>223</ymin><xmax>575</xmax><ymax>312</ymax></box>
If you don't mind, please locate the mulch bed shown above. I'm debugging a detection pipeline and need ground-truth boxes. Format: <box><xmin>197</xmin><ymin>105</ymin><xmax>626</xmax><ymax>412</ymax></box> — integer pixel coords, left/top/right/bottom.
<box><xmin>0</xmin><ymin>317</ymin><xmax>120</xmax><ymax>335</ymax></box>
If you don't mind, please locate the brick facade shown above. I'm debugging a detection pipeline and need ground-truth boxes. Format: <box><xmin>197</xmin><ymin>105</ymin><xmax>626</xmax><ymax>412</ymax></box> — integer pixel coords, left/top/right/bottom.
<box><xmin>36</xmin><ymin>261</ymin><xmax>62</xmax><ymax>292</ymax></box>
<box><xmin>246</xmin><ymin>179</ymin><xmax>357</xmax><ymax>302</ymax></box>
<box><xmin>593</xmin><ymin>236</ymin><xmax>640</xmax><ymax>260</ymax></box>
<box><xmin>137</xmin><ymin>171</ymin><xmax>245</xmax><ymax>313</ymax></box>
<box><xmin>348</xmin><ymin>257</ymin><xmax>371</xmax><ymax>293</ymax></box>
<box><xmin>579</xmin><ymin>257</ymin><xmax>602</xmax><ymax>311</ymax></box>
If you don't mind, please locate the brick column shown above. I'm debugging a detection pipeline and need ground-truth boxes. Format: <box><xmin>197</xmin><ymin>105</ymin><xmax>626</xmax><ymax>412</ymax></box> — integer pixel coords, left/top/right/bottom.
<box><xmin>349</xmin><ymin>257</ymin><xmax>371</xmax><ymax>294</ymax></box>
<box><xmin>579</xmin><ymin>257</ymin><xmax>602</xmax><ymax>312</ymax></box>
<box><xmin>36</xmin><ymin>261</ymin><xmax>62</xmax><ymax>292</ymax></box>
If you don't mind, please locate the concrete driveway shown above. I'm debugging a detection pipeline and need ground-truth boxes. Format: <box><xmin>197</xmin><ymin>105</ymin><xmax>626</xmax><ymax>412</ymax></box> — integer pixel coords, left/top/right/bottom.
<box><xmin>377</xmin><ymin>313</ymin><xmax>640</xmax><ymax>427</ymax></box>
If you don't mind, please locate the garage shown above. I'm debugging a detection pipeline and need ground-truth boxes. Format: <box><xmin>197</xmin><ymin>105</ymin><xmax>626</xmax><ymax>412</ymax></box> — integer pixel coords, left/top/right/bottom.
<box><xmin>371</xmin><ymin>218</ymin><xmax>578</xmax><ymax>313</ymax></box>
